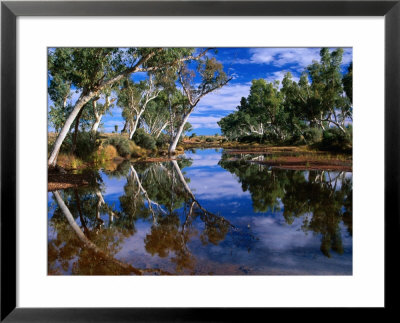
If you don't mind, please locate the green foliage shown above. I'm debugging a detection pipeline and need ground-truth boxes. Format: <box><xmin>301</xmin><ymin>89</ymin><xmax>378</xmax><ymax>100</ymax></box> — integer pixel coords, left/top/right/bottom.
<box><xmin>219</xmin><ymin>48</ymin><xmax>353</xmax><ymax>151</ymax></box>
<box><xmin>319</xmin><ymin>127</ymin><xmax>352</xmax><ymax>153</ymax></box>
<box><xmin>303</xmin><ymin>127</ymin><xmax>323</xmax><ymax>144</ymax></box>
<box><xmin>343</xmin><ymin>62</ymin><xmax>353</xmax><ymax>102</ymax></box>
<box><xmin>133</xmin><ymin>128</ymin><xmax>156</xmax><ymax>151</ymax></box>
<box><xmin>189</xmin><ymin>133</ymin><xmax>196</xmax><ymax>139</ymax></box>
<box><xmin>60</xmin><ymin>132</ymin><xmax>101</xmax><ymax>161</ymax></box>
<box><xmin>104</xmin><ymin>136</ymin><xmax>132</xmax><ymax>157</ymax></box>
<box><xmin>114</xmin><ymin>125</ymin><xmax>118</xmax><ymax>132</ymax></box>
<box><xmin>156</xmin><ymin>133</ymin><xmax>169</xmax><ymax>148</ymax></box>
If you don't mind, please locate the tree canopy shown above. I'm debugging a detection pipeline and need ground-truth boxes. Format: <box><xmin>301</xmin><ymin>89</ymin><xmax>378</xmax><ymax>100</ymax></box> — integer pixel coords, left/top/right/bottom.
<box><xmin>218</xmin><ymin>48</ymin><xmax>352</xmax><ymax>145</ymax></box>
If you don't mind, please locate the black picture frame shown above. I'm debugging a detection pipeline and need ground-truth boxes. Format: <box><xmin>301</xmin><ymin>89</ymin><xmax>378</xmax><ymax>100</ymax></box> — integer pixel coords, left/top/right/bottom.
<box><xmin>1</xmin><ymin>0</ymin><xmax>399</xmax><ymax>321</ymax></box>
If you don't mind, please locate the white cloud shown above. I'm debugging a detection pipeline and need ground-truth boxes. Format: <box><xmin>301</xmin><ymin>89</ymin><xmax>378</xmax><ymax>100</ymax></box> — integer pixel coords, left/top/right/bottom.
<box><xmin>183</xmin><ymin>152</ymin><xmax>221</xmax><ymax>167</ymax></box>
<box><xmin>341</xmin><ymin>48</ymin><xmax>353</xmax><ymax>66</ymax></box>
<box><xmin>187</xmin><ymin>115</ymin><xmax>224</xmax><ymax>129</ymax></box>
<box><xmin>195</xmin><ymin>82</ymin><xmax>251</xmax><ymax>114</ymax></box>
<box><xmin>264</xmin><ymin>71</ymin><xmax>300</xmax><ymax>87</ymax></box>
<box><xmin>232</xmin><ymin>47</ymin><xmax>353</xmax><ymax>69</ymax></box>
<box><xmin>185</xmin><ymin>168</ymin><xmax>249</xmax><ymax>200</ymax></box>
<box><xmin>248</xmin><ymin>48</ymin><xmax>320</xmax><ymax>68</ymax></box>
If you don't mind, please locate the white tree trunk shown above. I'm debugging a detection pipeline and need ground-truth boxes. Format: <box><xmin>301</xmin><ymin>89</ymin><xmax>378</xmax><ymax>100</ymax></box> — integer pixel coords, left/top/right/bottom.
<box><xmin>91</xmin><ymin>114</ymin><xmax>102</xmax><ymax>133</ymax></box>
<box><xmin>155</xmin><ymin>122</ymin><xmax>168</xmax><ymax>139</ymax></box>
<box><xmin>171</xmin><ymin>160</ymin><xmax>195</xmax><ymax>199</ymax></box>
<box><xmin>128</xmin><ymin>110</ymin><xmax>144</xmax><ymax>140</ymax></box>
<box><xmin>47</xmin><ymin>51</ymin><xmax>162</xmax><ymax>167</ymax></box>
<box><xmin>52</xmin><ymin>190</ymin><xmax>142</xmax><ymax>274</ymax></box>
<box><xmin>91</xmin><ymin>99</ymin><xmax>103</xmax><ymax>133</ymax></box>
<box><xmin>168</xmin><ymin>111</ymin><xmax>192</xmax><ymax>155</ymax></box>
<box><xmin>48</xmin><ymin>92</ymin><xmax>96</xmax><ymax>167</ymax></box>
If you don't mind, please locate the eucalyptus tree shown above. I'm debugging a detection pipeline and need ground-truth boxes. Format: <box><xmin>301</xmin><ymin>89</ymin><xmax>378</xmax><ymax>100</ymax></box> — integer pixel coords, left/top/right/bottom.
<box><xmin>219</xmin><ymin>79</ymin><xmax>288</xmax><ymax>142</ymax></box>
<box><xmin>48</xmin><ymin>67</ymin><xmax>72</xmax><ymax>134</ymax></box>
<box><xmin>117</xmin><ymin>74</ymin><xmax>160</xmax><ymax>139</ymax></box>
<box><xmin>306</xmin><ymin>48</ymin><xmax>351</xmax><ymax>132</ymax></box>
<box><xmin>342</xmin><ymin>62</ymin><xmax>353</xmax><ymax>107</ymax></box>
<box><xmin>48</xmin><ymin>47</ymin><xmax>209</xmax><ymax>167</ymax></box>
<box><xmin>280</xmin><ymin>72</ymin><xmax>314</xmax><ymax>138</ymax></box>
<box><xmin>91</xmin><ymin>91</ymin><xmax>116</xmax><ymax>133</ymax></box>
<box><xmin>141</xmin><ymin>93</ymin><xmax>171</xmax><ymax>138</ymax></box>
<box><xmin>169</xmin><ymin>57</ymin><xmax>231</xmax><ymax>154</ymax></box>
<box><xmin>218</xmin><ymin>110</ymin><xmax>248</xmax><ymax>140</ymax></box>
<box><xmin>220</xmin><ymin>48</ymin><xmax>352</xmax><ymax>142</ymax></box>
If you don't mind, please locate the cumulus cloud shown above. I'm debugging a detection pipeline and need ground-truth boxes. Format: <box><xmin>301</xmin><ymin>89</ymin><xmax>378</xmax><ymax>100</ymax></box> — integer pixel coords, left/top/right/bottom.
<box><xmin>232</xmin><ymin>47</ymin><xmax>352</xmax><ymax>69</ymax></box>
<box><xmin>183</xmin><ymin>151</ymin><xmax>222</xmax><ymax>167</ymax></box>
<box><xmin>195</xmin><ymin>82</ymin><xmax>251</xmax><ymax>113</ymax></box>
<box><xmin>264</xmin><ymin>70</ymin><xmax>300</xmax><ymax>87</ymax></box>
<box><xmin>187</xmin><ymin>115</ymin><xmax>224</xmax><ymax>129</ymax></box>
<box><xmin>184</xmin><ymin>168</ymin><xmax>249</xmax><ymax>200</ymax></box>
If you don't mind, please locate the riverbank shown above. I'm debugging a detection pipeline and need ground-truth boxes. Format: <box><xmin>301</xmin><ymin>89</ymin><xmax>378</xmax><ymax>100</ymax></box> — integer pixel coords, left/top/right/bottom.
<box><xmin>223</xmin><ymin>146</ymin><xmax>352</xmax><ymax>172</ymax></box>
<box><xmin>48</xmin><ymin>134</ymin><xmax>352</xmax><ymax>191</ymax></box>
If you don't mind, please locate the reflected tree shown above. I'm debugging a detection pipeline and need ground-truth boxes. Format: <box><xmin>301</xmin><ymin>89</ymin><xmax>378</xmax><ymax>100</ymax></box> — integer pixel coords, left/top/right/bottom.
<box><xmin>219</xmin><ymin>155</ymin><xmax>352</xmax><ymax>258</ymax></box>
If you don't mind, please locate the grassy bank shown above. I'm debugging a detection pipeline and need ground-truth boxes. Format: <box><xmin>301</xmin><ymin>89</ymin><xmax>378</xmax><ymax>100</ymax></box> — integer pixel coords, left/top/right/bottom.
<box><xmin>48</xmin><ymin>132</ymin><xmax>352</xmax><ymax>190</ymax></box>
<box><xmin>48</xmin><ymin>132</ymin><xmax>186</xmax><ymax>173</ymax></box>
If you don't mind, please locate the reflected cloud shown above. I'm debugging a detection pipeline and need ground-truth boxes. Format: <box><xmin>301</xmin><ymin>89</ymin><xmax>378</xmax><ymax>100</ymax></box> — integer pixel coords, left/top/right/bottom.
<box><xmin>48</xmin><ymin>149</ymin><xmax>352</xmax><ymax>275</ymax></box>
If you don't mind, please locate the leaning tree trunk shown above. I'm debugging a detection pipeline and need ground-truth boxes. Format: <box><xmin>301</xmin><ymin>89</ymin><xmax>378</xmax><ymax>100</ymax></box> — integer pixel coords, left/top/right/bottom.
<box><xmin>168</xmin><ymin>112</ymin><xmax>192</xmax><ymax>155</ymax></box>
<box><xmin>155</xmin><ymin>122</ymin><xmax>168</xmax><ymax>139</ymax></box>
<box><xmin>52</xmin><ymin>190</ymin><xmax>142</xmax><ymax>275</ymax></box>
<box><xmin>71</xmin><ymin>107</ymin><xmax>84</xmax><ymax>154</ymax></box>
<box><xmin>91</xmin><ymin>115</ymin><xmax>102</xmax><ymax>133</ymax></box>
<box><xmin>48</xmin><ymin>92</ymin><xmax>96</xmax><ymax>167</ymax></box>
<box><xmin>47</xmin><ymin>49</ymin><xmax>203</xmax><ymax>167</ymax></box>
<box><xmin>91</xmin><ymin>100</ymin><xmax>103</xmax><ymax>133</ymax></box>
<box><xmin>128</xmin><ymin>111</ymin><xmax>144</xmax><ymax>140</ymax></box>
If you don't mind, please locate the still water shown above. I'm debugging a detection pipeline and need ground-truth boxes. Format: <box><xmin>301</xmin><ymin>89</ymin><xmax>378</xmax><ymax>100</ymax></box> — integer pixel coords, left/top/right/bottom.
<box><xmin>48</xmin><ymin>148</ymin><xmax>352</xmax><ymax>275</ymax></box>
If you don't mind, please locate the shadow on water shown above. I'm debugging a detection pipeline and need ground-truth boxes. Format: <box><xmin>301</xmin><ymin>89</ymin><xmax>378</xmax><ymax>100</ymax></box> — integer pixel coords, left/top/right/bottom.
<box><xmin>48</xmin><ymin>149</ymin><xmax>352</xmax><ymax>275</ymax></box>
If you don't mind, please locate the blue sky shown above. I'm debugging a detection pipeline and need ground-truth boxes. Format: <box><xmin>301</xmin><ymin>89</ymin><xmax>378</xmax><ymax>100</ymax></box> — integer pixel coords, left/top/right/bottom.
<box><xmin>49</xmin><ymin>47</ymin><xmax>352</xmax><ymax>135</ymax></box>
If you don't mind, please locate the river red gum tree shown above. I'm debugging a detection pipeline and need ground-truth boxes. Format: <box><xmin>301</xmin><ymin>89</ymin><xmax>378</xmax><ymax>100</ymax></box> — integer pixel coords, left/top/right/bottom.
<box><xmin>48</xmin><ymin>48</ymin><xmax>209</xmax><ymax>167</ymax></box>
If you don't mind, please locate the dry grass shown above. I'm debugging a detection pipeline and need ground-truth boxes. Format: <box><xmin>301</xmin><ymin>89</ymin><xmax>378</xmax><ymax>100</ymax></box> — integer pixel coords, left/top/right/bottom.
<box><xmin>97</xmin><ymin>144</ymin><xmax>119</xmax><ymax>160</ymax></box>
<box><xmin>56</xmin><ymin>153</ymin><xmax>84</xmax><ymax>170</ymax></box>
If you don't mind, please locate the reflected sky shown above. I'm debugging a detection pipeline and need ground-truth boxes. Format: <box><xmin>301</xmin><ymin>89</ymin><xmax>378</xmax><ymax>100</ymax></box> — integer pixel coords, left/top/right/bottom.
<box><xmin>48</xmin><ymin>149</ymin><xmax>352</xmax><ymax>275</ymax></box>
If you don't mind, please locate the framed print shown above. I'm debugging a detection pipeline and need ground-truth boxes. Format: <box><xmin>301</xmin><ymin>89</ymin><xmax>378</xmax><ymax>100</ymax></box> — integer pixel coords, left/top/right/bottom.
<box><xmin>1</xmin><ymin>0</ymin><xmax>399</xmax><ymax>321</ymax></box>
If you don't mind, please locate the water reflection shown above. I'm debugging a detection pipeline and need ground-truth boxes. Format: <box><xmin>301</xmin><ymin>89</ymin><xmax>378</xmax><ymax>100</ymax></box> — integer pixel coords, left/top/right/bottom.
<box><xmin>48</xmin><ymin>149</ymin><xmax>352</xmax><ymax>275</ymax></box>
<box><xmin>219</xmin><ymin>154</ymin><xmax>352</xmax><ymax>258</ymax></box>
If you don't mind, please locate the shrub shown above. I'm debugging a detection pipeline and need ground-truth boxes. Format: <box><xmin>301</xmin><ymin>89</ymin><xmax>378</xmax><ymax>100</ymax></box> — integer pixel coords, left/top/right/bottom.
<box><xmin>56</xmin><ymin>153</ymin><xmax>83</xmax><ymax>169</ymax></box>
<box><xmin>319</xmin><ymin>127</ymin><xmax>352</xmax><ymax>153</ymax></box>
<box><xmin>238</xmin><ymin>134</ymin><xmax>262</xmax><ymax>143</ymax></box>
<box><xmin>103</xmin><ymin>136</ymin><xmax>132</xmax><ymax>157</ymax></box>
<box><xmin>132</xmin><ymin>128</ymin><xmax>156</xmax><ymax>151</ymax></box>
<box><xmin>156</xmin><ymin>133</ymin><xmax>169</xmax><ymax>148</ymax></box>
<box><xmin>205</xmin><ymin>137</ymin><xmax>213</xmax><ymax>142</ymax></box>
<box><xmin>303</xmin><ymin>127</ymin><xmax>323</xmax><ymax>144</ymax></box>
<box><xmin>189</xmin><ymin>133</ymin><xmax>196</xmax><ymax>139</ymax></box>
<box><xmin>99</xmin><ymin>145</ymin><xmax>118</xmax><ymax>160</ymax></box>
<box><xmin>60</xmin><ymin>132</ymin><xmax>101</xmax><ymax>161</ymax></box>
